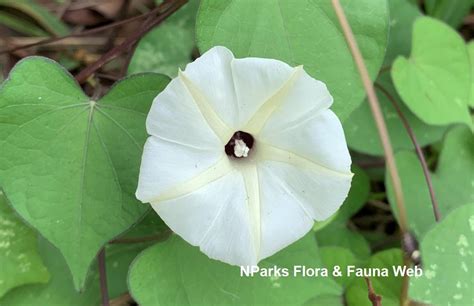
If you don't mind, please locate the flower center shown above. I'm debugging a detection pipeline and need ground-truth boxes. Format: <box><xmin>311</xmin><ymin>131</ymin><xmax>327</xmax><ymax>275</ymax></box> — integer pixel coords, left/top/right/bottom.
<box><xmin>225</xmin><ymin>131</ymin><xmax>254</xmax><ymax>158</ymax></box>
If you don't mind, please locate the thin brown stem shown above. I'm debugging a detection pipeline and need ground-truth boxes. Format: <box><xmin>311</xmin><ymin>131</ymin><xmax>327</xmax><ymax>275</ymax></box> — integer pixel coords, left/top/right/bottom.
<box><xmin>331</xmin><ymin>2</ymin><xmax>410</xmax><ymax>305</ymax></box>
<box><xmin>330</xmin><ymin>0</ymin><xmax>408</xmax><ymax>233</ymax></box>
<box><xmin>357</xmin><ymin>159</ymin><xmax>386</xmax><ymax>168</ymax></box>
<box><xmin>368</xmin><ymin>199</ymin><xmax>392</xmax><ymax>212</ymax></box>
<box><xmin>98</xmin><ymin>248</ymin><xmax>110</xmax><ymax>306</ymax></box>
<box><xmin>96</xmin><ymin>73</ymin><xmax>120</xmax><ymax>81</ymax></box>
<box><xmin>365</xmin><ymin>277</ymin><xmax>382</xmax><ymax>306</ymax></box>
<box><xmin>0</xmin><ymin>6</ymin><xmax>160</xmax><ymax>55</ymax></box>
<box><xmin>102</xmin><ymin>0</ymin><xmax>131</xmax><ymax>51</ymax></box>
<box><xmin>74</xmin><ymin>0</ymin><xmax>187</xmax><ymax>84</ymax></box>
<box><xmin>375</xmin><ymin>83</ymin><xmax>441</xmax><ymax>222</ymax></box>
<box><xmin>400</xmin><ymin>257</ymin><xmax>411</xmax><ymax>306</ymax></box>
<box><xmin>119</xmin><ymin>10</ymin><xmax>156</xmax><ymax>77</ymax></box>
<box><xmin>110</xmin><ymin>292</ymin><xmax>133</xmax><ymax>306</ymax></box>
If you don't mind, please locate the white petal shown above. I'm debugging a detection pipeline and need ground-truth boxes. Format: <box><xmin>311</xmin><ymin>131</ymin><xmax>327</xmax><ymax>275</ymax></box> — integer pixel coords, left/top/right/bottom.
<box><xmin>138</xmin><ymin>46</ymin><xmax>353</xmax><ymax>267</ymax></box>
<box><xmin>181</xmin><ymin>46</ymin><xmax>239</xmax><ymax>129</ymax></box>
<box><xmin>259</xmin><ymin>161</ymin><xmax>352</xmax><ymax>221</ymax></box>
<box><xmin>231</xmin><ymin>56</ymin><xmax>296</xmax><ymax>126</ymax></box>
<box><xmin>259</xmin><ymin>69</ymin><xmax>333</xmax><ymax>134</ymax></box>
<box><xmin>146</xmin><ymin>77</ymin><xmax>222</xmax><ymax>149</ymax></box>
<box><xmin>152</xmin><ymin>171</ymin><xmax>257</xmax><ymax>266</ymax></box>
<box><xmin>257</xmin><ymin>163</ymin><xmax>314</xmax><ymax>260</ymax></box>
<box><xmin>136</xmin><ymin>136</ymin><xmax>224</xmax><ymax>203</ymax></box>
<box><xmin>259</xmin><ymin>110</ymin><xmax>352</xmax><ymax>173</ymax></box>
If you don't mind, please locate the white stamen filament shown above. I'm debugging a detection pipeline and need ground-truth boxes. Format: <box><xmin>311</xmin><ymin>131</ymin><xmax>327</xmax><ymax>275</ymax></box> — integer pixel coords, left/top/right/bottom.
<box><xmin>234</xmin><ymin>139</ymin><xmax>250</xmax><ymax>157</ymax></box>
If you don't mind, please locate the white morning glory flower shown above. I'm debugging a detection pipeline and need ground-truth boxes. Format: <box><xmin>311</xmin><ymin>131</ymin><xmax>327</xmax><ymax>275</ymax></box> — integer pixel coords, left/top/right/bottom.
<box><xmin>136</xmin><ymin>46</ymin><xmax>353</xmax><ymax>266</ymax></box>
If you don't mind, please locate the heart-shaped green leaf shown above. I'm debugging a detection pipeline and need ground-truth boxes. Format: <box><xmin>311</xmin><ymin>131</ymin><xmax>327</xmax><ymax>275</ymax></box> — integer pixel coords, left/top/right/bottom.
<box><xmin>0</xmin><ymin>192</ymin><xmax>49</xmax><ymax>298</ymax></box>
<box><xmin>386</xmin><ymin>125</ymin><xmax>474</xmax><ymax>238</ymax></box>
<box><xmin>196</xmin><ymin>0</ymin><xmax>389</xmax><ymax>121</ymax></box>
<box><xmin>391</xmin><ymin>17</ymin><xmax>472</xmax><ymax>127</ymax></box>
<box><xmin>410</xmin><ymin>203</ymin><xmax>474</xmax><ymax>305</ymax></box>
<box><xmin>129</xmin><ymin>234</ymin><xmax>342</xmax><ymax>306</ymax></box>
<box><xmin>0</xmin><ymin>57</ymin><xmax>170</xmax><ymax>290</ymax></box>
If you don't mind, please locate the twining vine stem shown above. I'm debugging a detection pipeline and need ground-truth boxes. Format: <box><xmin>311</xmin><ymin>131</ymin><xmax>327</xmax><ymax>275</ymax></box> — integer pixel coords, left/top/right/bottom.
<box><xmin>330</xmin><ymin>0</ymin><xmax>410</xmax><ymax>305</ymax></box>
<box><xmin>119</xmin><ymin>9</ymin><xmax>157</xmax><ymax>77</ymax></box>
<box><xmin>329</xmin><ymin>0</ymin><xmax>408</xmax><ymax>233</ymax></box>
<box><xmin>365</xmin><ymin>277</ymin><xmax>382</xmax><ymax>306</ymax></box>
<box><xmin>98</xmin><ymin>248</ymin><xmax>110</xmax><ymax>306</ymax></box>
<box><xmin>374</xmin><ymin>83</ymin><xmax>441</xmax><ymax>222</ymax></box>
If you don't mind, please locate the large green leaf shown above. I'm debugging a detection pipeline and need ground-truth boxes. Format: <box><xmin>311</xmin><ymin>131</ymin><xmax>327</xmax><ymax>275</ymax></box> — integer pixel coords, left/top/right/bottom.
<box><xmin>386</xmin><ymin>125</ymin><xmax>474</xmax><ymax>238</ymax></box>
<box><xmin>345</xmin><ymin>249</ymin><xmax>403</xmax><ymax>306</ymax></box>
<box><xmin>0</xmin><ymin>237</ymin><xmax>151</xmax><ymax>305</ymax></box>
<box><xmin>344</xmin><ymin>74</ymin><xmax>447</xmax><ymax>156</ymax></box>
<box><xmin>410</xmin><ymin>203</ymin><xmax>474</xmax><ymax>306</ymax></box>
<box><xmin>128</xmin><ymin>0</ymin><xmax>199</xmax><ymax>77</ymax></box>
<box><xmin>0</xmin><ymin>57</ymin><xmax>170</xmax><ymax>290</ymax></box>
<box><xmin>425</xmin><ymin>0</ymin><xmax>473</xmax><ymax>28</ymax></box>
<box><xmin>383</xmin><ymin>0</ymin><xmax>421</xmax><ymax>65</ymax></box>
<box><xmin>468</xmin><ymin>41</ymin><xmax>474</xmax><ymax>107</ymax></box>
<box><xmin>196</xmin><ymin>0</ymin><xmax>389</xmax><ymax>121</ymax></box>
<box><xmin>129</xmin><ymin>234</ymin><xmax>342</xmax><ymax>306</ymax></box>
<box><xmin>392</xmin><ymin>17</ymin><xmax>472</xmax><ymax>127</ymax></box>
<box><xmin>0</xmin><ymin>192</ymin><xmax>49</xmax><ymax>298</ymax></box>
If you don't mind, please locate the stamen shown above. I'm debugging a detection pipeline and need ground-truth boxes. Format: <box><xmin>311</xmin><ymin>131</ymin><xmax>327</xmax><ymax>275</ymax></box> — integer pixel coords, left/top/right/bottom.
<box><xmin>234</xmin><ymin>139</ymin><xmax>249</xmax><ymax>157</ymax></box>
<box><xmin>225</xmin><ymin>131</ymin><xmax>254</xmax><ymax>158</ymax></box>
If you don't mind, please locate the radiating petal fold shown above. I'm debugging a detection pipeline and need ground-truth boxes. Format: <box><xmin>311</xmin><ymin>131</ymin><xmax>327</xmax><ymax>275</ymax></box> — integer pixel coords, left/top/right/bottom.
<box><xmin>259</xmin><ymin>161</ymin><xmax>352</xmax><ymax>221</ymax></box>
<box><xmin>146</xmin><ymin>77</ymin><xmax>222</xmax><ymax>149</ymax></box>
<box><xmin>136</xmin><ymin>136</ymin><xmax>223</xmax><ymax>203</ymax></box>
<box><xmin>181</xmin><ymin>46</ymin><xmax>239</xmax><ymax>129</ymax></box>
<box><xmin>260</xmin><ymin>110</ymin><xmax>352</xmax><ymax>173</ymax></box>
<box><xmin>153</xmin><ymin>171</ymin><xmax>257</xmax><ymax>266</ymax></box>
<box><xmin>258</xmin><ymin>69</ymin><xmax>333</xmax><ymax>134</ymax></box>
<box><xmin>257</xmin><ymin>163</ymin><xmax>314</xmax><ymax>260</ymax></box>
<box><xmin>231</xmin><ymin>57</ymin><xmax>295</xmax><ymax>126</ymax></box>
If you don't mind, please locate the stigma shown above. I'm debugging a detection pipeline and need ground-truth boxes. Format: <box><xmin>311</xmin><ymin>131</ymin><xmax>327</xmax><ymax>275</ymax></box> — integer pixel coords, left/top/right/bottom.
<box><xmin>225</xmin><ymin>131</ymin><xmax>254</xmax><ymax>158</ymax></box>
<box><xmin>234</xmin><ymin>139</ymin><xmax>250</xmax><ymax>157</ymax></box>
